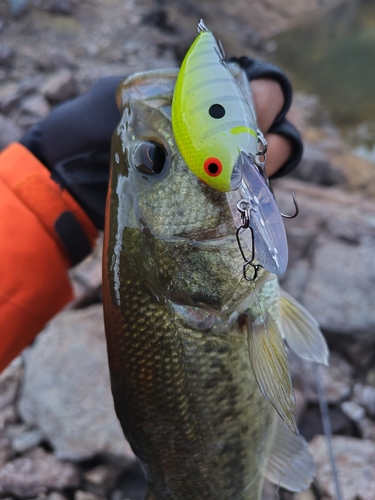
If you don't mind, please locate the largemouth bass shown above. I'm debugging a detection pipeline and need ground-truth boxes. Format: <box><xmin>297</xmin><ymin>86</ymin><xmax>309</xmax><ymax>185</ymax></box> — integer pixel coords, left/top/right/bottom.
<box><xmin>103</xmin><ymin>67</ymin><xmax>328</xmax><ymax>500</ymax></box>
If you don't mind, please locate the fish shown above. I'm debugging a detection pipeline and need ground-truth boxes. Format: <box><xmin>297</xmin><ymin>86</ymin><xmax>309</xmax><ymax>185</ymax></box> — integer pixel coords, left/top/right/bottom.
<box><xmin>172</xmin><ymin>20</ymin><xmax>289</xmax><ymax>276</ymax></box>
<box><xmin>102</xmin><ymin>67</ymin><xmax>329</xmax><ymax>500</ymax></box>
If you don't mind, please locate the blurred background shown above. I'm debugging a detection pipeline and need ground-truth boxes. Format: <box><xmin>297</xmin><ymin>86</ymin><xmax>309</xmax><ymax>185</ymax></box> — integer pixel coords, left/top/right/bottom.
<box><xmin>0</xmin><ymin>1</ymin><xmax>374</xmax><ymax>499</ymax></box>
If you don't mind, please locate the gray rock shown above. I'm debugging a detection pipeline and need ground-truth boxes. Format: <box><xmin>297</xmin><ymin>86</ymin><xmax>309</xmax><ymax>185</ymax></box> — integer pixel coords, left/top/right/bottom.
<box><xmin>0</xmin><ymin>437</ymin><xmax>12</xmax><ymax>469</ymax></box>
<box><xmin>292</xmin><ymin>143</ymin><xmax>345</xmax><ymax>186</ymax></box>
<box><xmin>0</xmin><ymin>83</ymin><xmax>21</xmax><ymax>114</ymax></box>
<box><xmin>358</xmin><ymin>417</ymin><xmax>375</xmax><ymax>442</ymax></box>
<box><xmin>0</xmin><ymin>447</ymin><xmax>79</xmax><ymax>498</ymax></box>
<box><xmin>74</xmin><ymin>492</ymin><xmax>100</xmax><ymax>500</ymax></box>
<box><xmin>41</xmin><ymin>69</ymin><xmax>77</xmax><ymax>103</ymax></box>
<box><xmin>310</xmin><ymin>435</ymin><xmax>375</xmax><ymax>500</ymax></box>
<box><xmin>0</xmin><ymin>357</ymin><xmax>23</xmax><ymax>411</ymax></box>
<box><xmin>288</xmin><ymin>352</ymin><xmax>352</xmax><ymax>404</ymax></box>
<box><xmin>340</xmin><ymin>401</ymin><xmax>365</xmax><ymax>422</ymax></box>
<box><xmin>352</xmin><ymin>383</ymin><xmax>375</xmax><ymax>417</ymax></box>
<box><xmin>47</xmin><ymin>0</ymin><xmax>74</xmax><ymax>15</ymax></box>
<box><xmin>0</xmin><ymin>44</ymin><xmax>15</xmax><ymax>68</ymax></box>
<box><xmin>20</xmin><ymin>93</ymin><xmax>50</xmax><ymax>119</ymax></box>
<box><xmin>18</xmin><ymin>305</ymin><xmax>135</xmax><ymax>462</ymax></box>
<box><xmin>48</xmin><ymin>493</ymin><xmax>69</xmax><ymax>500</ymax></box>
<box><xmin>277</xmin><ymin>179</ymin><xmax>375</xmax><ymax>362</ymax></box>
<box><xmin>12</xmin><ymin>427</ymin><xmax>45</xmax><ymax>454</ymax></box>
<box><xmin>0</xmin><ymin>406</ymin><xmax>17</xmax><ymax>431</ymax></box>
<box><xmin>0</xmin><ymin>113</ymin><xmax>23</xmax><ymax>148</ymax></box>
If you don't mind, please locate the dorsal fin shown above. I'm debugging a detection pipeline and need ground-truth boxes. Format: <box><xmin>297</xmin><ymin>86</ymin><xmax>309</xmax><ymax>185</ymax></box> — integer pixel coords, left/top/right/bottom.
<box><xmin>264</xmin><ymin>417</ymin><xmax>316</xmax><ymax>492</ymax></box>
<box><xmin>279</xmin><ymin>289</ymin><xmax>329</xmax><ymax>365</ymax></box>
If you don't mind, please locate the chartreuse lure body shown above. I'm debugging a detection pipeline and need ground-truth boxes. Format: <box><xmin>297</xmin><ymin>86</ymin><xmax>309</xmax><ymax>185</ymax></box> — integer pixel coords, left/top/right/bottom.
<box><xmin>172</xmin><ymin>21</ymin><xmax>258</xmax><ymax>192</ymax></box>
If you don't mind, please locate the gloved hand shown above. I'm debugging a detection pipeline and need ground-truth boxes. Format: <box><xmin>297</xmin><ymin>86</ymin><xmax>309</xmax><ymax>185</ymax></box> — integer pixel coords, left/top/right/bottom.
<box><xmin>20</xmin><ymin>62</ymin><xmax>303</xmax><ymax>230</ymax></box>
<box><xmin>20</xmin><ymin>76</ymin><xmax>124</xmax><ymax>230</ymax></box>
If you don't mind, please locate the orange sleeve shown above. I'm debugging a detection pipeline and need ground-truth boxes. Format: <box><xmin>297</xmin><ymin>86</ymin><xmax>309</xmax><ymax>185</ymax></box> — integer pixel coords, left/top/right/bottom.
<box><xmin>0</xmin><ymin>143</ymin><xmax>98</xmax><ymax>373</ymax></box>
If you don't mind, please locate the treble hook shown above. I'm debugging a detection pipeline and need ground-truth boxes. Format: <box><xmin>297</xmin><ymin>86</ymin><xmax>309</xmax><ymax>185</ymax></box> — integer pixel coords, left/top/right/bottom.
<box><xmin>280</xmin><ymin>191</ymin><xmax>299</xmax><ymax>219</ymax></box>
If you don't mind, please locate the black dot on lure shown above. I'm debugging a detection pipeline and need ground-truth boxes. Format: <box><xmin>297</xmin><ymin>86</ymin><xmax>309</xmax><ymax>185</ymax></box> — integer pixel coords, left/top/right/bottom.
<box><xmin>209</xmin><ymin>104</ymin><xmax>226</xmax><ymax>119</ymax></box>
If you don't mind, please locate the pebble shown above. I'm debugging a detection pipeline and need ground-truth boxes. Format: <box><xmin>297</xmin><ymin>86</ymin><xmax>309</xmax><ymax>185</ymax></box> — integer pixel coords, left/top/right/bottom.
<box><xmin>74</xmin><ymin>492</ymin><xmax>100</xmax><ymax>500</ymax></box>
<box><xmin>0</xmin><ymin>82</ymin><xmax>21</xmax><ymax>114</ymax></box>
<box><xmin>41</xmin><ymin>69</ymin><xmax>77</xmax><ymax>103</ymax></box>
<box><xmin>47</xmin><ymin>493</ymin><xmax>69</xmax><ymax>500</ymax></box>
<box><xmin>352</xmin><ymin>383</ymin><xmax>375</xmax><ymax>417</ymax></box>
<box><xmin>0</xmin><ymin>447</ymin><xmax>80</xmax><ymax>498</ymax></box>
<box><xmin>310</xmin><ymin>435</ymin><xmax>375</xmax><ymax>500</ymax></box>
<box><xmin>0</xmin><ymin>44</ymin><xmax>15</xmax><ymax>68</ymax></box>
<box><xmin>358</xmin><ymin>417</ymin><xmax>375</xmax><ymax>442</ymax></box>
<box><xmin>341</xmin><ymin>401</ymin><xmax>365</xmax><ymax>422</ymax></box>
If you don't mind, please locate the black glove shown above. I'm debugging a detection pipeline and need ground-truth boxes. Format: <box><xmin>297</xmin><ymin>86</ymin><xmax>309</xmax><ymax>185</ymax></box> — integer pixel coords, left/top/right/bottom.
<box><xmin>231</xmin><ymin>56</ymin><xmax>303</xmax><ymax>179</ymax></box>
<box><xmin>20</xmin><ymin>76</ymin><xmax>124</xmax><ymax>230</ymax></box>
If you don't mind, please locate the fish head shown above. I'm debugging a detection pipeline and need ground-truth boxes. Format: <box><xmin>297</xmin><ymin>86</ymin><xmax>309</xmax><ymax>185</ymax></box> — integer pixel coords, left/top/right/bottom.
<box><xmin>106</xmin><ymin>69</ymin><xmax>269</xmax><ymax>313</ymax></box>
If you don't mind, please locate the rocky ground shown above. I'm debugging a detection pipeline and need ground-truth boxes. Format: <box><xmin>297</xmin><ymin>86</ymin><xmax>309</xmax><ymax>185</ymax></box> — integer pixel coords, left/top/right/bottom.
<box><xmin>1</xmin><ymin>0</ymin><xmax>375</xmax><ymax>499</ymax></box>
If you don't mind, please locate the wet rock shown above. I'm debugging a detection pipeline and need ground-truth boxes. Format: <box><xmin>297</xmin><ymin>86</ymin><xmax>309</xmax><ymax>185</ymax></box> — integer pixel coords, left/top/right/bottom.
<box><xmin>41</xmin><ymin>69</ymin><xmax>77</xmax><ymax>103</ymax></box>
<box><xmin>0</xmin><ymin>114</ymin><xmax>22</xmax><ymax>148</ymax></box>
<box><xmin>0</xmin><ymin>447</ymin><xmax>80</xmax><ymax>498</ymax></box>
<box><xmin>18</xmin><ymin>305</ymin><xmax>135</xmax><ymax>462</ymax></box>
<box><xmin>310</xmin><ymin>435</ymin><xmax>375</xmax><ymax>500</ymax></box>
<box><xmin>352</xmin><ymin>383</ymin><xmax>375</xmax><ymax>417</ymax></box>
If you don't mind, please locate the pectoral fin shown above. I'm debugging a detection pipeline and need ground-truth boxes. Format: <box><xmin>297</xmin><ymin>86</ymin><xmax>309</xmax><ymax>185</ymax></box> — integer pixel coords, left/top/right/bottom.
<box><xmin>264</xmin><ymin>417</ymin><xmax>316</xmax><ymax>492</ymax></box>
<box><xmin>247</xmin><ymin>312</ymin><xmax>297</xmax><ymax>433</ymax></box>
<box><xmin>280</xmin><ymin>289</ymin><xmax>329</xmax><ymax>365</ymax></box>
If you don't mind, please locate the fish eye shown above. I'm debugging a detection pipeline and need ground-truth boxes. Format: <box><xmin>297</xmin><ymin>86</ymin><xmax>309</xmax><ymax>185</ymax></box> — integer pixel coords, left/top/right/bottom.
<box><xmin>134</xmin><ymin>141</ymin><xmax>167</xmax><ymax>175</ymax></box>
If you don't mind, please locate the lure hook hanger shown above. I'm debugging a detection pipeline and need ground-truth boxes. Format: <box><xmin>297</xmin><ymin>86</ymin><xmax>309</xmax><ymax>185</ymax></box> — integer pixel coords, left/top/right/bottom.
<box><xmin>235</xmin><ymin>199</ymin><xmax>261</xmax><ymax>282</ymax></box>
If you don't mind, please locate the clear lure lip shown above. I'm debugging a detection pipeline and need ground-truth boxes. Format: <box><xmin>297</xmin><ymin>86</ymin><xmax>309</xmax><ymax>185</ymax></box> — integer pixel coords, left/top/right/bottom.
<box><xmin>228</xmin><ymin>152</ymin><xmax>289</xmax><ymax>275</ymax></box>
<box><xmin>230</xmin><ymin>154</ymin><xmax>246</xmax><ymax>191</ymax></box>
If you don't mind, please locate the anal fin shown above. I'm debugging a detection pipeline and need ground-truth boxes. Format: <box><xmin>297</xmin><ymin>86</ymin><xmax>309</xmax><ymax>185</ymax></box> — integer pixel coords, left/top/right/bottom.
<box><xmin>264</xmin><ymin>417</ymin><xmax>316</xmax><ymax>492</ymax></box>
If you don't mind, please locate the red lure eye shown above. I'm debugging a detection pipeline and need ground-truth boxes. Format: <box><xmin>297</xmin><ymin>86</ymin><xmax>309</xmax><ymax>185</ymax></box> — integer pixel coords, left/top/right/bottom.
<box><xmin>203</xmin><ymin>157</ymin><xmax>222</xmax><ymax>177</ymax></box>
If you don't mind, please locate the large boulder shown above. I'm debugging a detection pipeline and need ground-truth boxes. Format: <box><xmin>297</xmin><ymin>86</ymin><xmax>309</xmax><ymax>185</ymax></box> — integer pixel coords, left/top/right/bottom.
<box><xmin>276</xmin><ymin>179</ymin><xmax>375</xmax><ymax>363</ymax></box>
<box><xmin>18</xmin><ymin>305</ymin><xmax>135</xmax><ymax>462</ymax></box>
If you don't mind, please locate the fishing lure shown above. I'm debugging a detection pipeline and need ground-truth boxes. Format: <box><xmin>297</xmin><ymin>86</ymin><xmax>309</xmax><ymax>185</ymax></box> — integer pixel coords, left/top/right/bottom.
<box><xmin>172</xmin><ymin>20</ymin><xmax>258</xmax><ymax>192</ymax></box>
<box><xmin>172</xmin><ymin>20</ymin><xmax>297</xmax><ymax>277</ymax></box>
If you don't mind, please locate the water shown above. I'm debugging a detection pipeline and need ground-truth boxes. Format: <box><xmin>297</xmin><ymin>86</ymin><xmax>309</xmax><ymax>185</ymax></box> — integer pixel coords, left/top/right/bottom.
<box><xmin>271</xmin><ymin>0</ymin><xmax>375</xmax><ymax>161</ymax></box>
